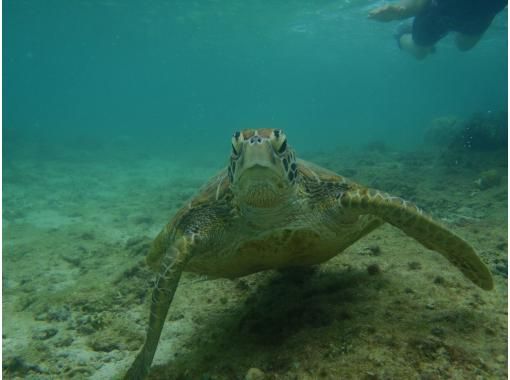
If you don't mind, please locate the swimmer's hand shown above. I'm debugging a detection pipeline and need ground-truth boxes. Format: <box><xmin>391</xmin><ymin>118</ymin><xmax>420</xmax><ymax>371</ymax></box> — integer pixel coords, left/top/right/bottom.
<box><xmin>368</xmin><ymin>4</ymin><xmax>406</xmax><ymax>22</ymax></box>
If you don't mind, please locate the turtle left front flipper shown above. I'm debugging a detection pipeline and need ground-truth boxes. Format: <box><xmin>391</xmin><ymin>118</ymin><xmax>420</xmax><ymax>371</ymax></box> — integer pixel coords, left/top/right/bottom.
<box><xmin>339</xmin><ymin>187</ymin><xmax>494</xmax><ymax>291</ymax></box>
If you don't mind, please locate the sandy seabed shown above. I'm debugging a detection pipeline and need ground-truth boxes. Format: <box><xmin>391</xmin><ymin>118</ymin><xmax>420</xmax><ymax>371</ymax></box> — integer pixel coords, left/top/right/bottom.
<box><xmin>3</xmin><ymin>145</ymin><xmax>507</xmax><ymax>379</ymax></box>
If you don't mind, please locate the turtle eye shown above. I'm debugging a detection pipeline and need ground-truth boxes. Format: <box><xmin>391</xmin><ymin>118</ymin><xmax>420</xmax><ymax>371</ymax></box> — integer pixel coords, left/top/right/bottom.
<box><xmin>271</xmin><ymin>129</ymin><xmax>287</xmax><ymax>154</ymax></box>
<box><xmin>278</xmin><ymin>139</ymin><xmax>287</xmax><ymax>154</ymax></box>
<box><xmin>231</xmin><ymin>131</ymin><xmax>243</xmax><ymax>155</ymax></box>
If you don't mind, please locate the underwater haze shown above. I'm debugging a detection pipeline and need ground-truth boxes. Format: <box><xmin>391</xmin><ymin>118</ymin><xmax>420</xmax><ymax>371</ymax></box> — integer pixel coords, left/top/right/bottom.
<box><xmin>4</xmin><ymin>0</ymin><xmax>508</xmax><ymax>159</ymax></box>
<box><xmin>3</xmin><ymin>1</ymin><xmax>509</xmax><ymax>379</ymax></box>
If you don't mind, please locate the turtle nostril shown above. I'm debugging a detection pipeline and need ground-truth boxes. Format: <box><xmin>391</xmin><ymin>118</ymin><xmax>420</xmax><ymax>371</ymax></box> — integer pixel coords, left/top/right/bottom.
<box><xmin>249</xmin><ymin>136</ymin><xmax>262</xmax><ymax>144</ymax></box>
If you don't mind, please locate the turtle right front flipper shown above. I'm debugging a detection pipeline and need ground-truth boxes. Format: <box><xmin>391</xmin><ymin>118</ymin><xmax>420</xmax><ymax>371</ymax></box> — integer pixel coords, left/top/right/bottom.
<box><xmin>124</xmin><ymin>235</ymin><xmax>192</xmax><ymax>380</ymax></box>
<box><xmin>339</xmin><ymin>187</ymin><xmax>494</xmax><ymax>291</ymax></box>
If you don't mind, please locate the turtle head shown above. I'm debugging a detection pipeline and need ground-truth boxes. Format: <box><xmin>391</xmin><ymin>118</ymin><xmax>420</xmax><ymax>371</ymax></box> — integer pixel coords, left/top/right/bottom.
<box><xmin>228</xmin><ymin>128</ymin><xmax>297</xmax><ymax>208</ymax></box>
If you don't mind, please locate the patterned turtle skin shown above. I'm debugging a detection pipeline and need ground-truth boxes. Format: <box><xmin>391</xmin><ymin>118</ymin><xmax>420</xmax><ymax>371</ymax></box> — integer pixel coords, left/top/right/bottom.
<box><xmin>124</xmin><ymin>128</ymin><xmax>493</xmax><ymax>379</ymax></box>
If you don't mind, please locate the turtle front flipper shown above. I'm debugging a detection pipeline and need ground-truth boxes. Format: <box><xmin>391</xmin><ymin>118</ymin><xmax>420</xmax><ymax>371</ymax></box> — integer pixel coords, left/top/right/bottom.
<box><xmin>124</xmin><ymin>235</ymin><xmax>192</xmax><ymax>380</ymax></box>
<box><xmin>339</xmin><ymin>187</ymin><xmax>493</xmax><ymax>290</ymax></box>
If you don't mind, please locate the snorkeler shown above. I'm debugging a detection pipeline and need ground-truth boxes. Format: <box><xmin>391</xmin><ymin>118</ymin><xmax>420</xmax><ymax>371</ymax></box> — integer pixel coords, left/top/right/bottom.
<box><xmin>368</xmin><ymin>0</ymin><xmax>507</xmax><ymax>60</ymax></box>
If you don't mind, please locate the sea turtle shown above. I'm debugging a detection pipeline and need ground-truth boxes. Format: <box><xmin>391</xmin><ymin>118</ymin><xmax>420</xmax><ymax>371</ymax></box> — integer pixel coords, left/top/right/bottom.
<box><xmin>124</xmin><ymin>128</ymin><xmax>493</xmax><ymax>379</ymax></box>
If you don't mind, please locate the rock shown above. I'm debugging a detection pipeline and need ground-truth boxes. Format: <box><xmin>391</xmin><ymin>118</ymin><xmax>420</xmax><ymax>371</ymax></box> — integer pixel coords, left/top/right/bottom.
<box><xmin>3</xmin><ymin>356</ymin><xmax>43</xmax><ymax>375</ymax></box>
<box><xmin>360</xmin><ymin>245</ymin><xmax>382</xmax><ymax>256</ymax></box>
<box><xmin>34</xmin><ymin>305</ymin><xmax>71</xmax><ymax>322</ymax></box>
<box><xmin>235</xmin><ymin>279</ymin><xmax>250</xmax><ymax>291</ymax></box>
<box><xmin>496</xmin><ymin>241</ymin><xmax>507</xmax><ymax>251</ymax></box>
<box><xmin>88</xmin><ymin>338</ymin><xmax>120</xmax><ymax>352</ymax></box>
<box><xmin>484</xmin><ymin>327</ymin><xmax>496</xmax><ymax>336</ymax></box>
<box><xmin>73</xmin><ymin>313</ymin><xmax>108</xmax><ymax>335</ymax></box>
<box><xmin>47</xmin><ymin>306</ymin><xmax>71</xmax><ymax>321</ymax></box>
<box><xmin>66</xmin><ymin>367</ymin><xmax>93</xmax><ymax>377</ymax></box>
<box><xmin>54</xmin><ymin>335</ymin><xmax>74</xmax><ymax>347</ymax></box>
<box><xmin>367</xmin><ymin>263</ymin><xmax>381</xmax><ymax>276</ymax></box>
<box><xmin>245</xmin><ymin>367</ymin><xmax>266</xmax><ymax>380</ymax></box>
<box><xmin>80</xmin><ymin>232</ymin><xmax>95</xmax><ymax>240</ymax></box>
<box><xmin>461</xmin><ymin>111</ymin><xmax>508</xmax><ymax>151</ymax></box>
<box><xmin>32</xmin><ymin>327</ymin><xmax>58</xmax><ymax>340</ymax></box>
<box><xmin>430</xmin><ymin>327</ymin><xmax>445</xmax><ymax>337</ymax></box>
<box><xmin>496</xmin><ymin>354</ymin><xmax>506</xmax><ymax>364</ymax></box>
<box><xmin>368</xmin><ymin>244</ymin><xmax>381</xmax><ymax>256</ymax></box>
<box><xmin>475</xmin><ymin>169</ymin><xmax>501</xmax><ymax>190</ymax></box>
<box><xmin>61</xmin><ymin>255</ymin><xmax>82</xmax><ymax>267</ymax></box>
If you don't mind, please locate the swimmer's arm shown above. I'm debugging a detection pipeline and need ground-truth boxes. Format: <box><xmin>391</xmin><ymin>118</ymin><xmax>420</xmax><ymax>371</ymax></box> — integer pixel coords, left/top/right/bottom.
<box><xmin>368</xmin><ymin>0</ymin><xmax>429</xmax><ymax>22</ymax></box>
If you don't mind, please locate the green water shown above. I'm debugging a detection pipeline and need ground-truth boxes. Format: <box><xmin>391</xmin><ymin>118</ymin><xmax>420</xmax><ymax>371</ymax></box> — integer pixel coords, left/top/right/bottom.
<box><xmin>3</xmin><ymin>2</ymin><xmax>509</xmax><ymax>379</ymax></box>
<box><xmin>4</xmin><ymin>0</ymin><xmax>508</xmax><ymax>159</ymax></box>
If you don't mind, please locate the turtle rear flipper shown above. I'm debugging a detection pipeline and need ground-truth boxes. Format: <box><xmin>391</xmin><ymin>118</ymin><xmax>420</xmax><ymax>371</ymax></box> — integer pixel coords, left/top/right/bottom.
<box><xmin>340</xmin><ymin>188</ymin><xmax>494</xmax><ymax>290</ymax></box>
<box><xmin>124</xmin><ymin>236</ymin><xmax>191</xmax><ymax>380</ymax></box>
